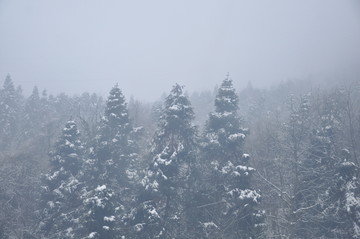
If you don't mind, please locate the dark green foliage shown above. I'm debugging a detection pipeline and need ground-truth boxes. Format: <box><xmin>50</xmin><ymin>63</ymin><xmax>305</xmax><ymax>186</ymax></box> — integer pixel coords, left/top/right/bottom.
<box><xmin>79</xmin><ymin>185</ymin><xmax>116</xmax><ymax>239</ymax></box>
<box><xmin>199</xmin><ymin>77</ymin><xmax>265</xmax><ymax>239</ymax></box>
<box><xmin>321</xmin><ymin>150</ymin><xmax>360</xmax><ymax>239</ymax></box>
<box><xmin>38</xmin><ymin>121</ymin><xmax>83</xmax><ymax>239</ymax></box>
<box><xmin>94</xmin><ymin>84</ymin><xmax>136</xmax><ymax>185</ymax></box>
<box><xmin>203</xmin><ymin>78</ymin><xmax>248</xmax><ymax>161</ymax></box>
<box><xmin>134</xmin><ymin>84</ymin><xmax>197</xmax><ymax>239</ymax></box>
<box><xmin>76</xmin><ymin>84</ymin><xmax>139</xmax><ymax>239</ymax></box>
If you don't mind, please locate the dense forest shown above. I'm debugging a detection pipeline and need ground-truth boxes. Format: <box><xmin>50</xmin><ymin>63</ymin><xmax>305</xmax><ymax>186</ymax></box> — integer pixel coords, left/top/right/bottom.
<box><xmin>0</xmin><ymin>75</ymin><xmax>359</xmax><ymax>239</ymax></box>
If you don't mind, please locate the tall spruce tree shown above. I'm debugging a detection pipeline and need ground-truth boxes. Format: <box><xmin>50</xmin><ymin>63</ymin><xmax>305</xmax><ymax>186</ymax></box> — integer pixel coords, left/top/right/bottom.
<box><xmin>93</xmin><ymin>84</ymin><xmax>136</xmax><ymax>185</ymax></box>
<box><xmin>38</xmin><ymin>120</ymin><xmax>84</xmax><ymax>239</ymax></box>
<box><xmin>133</xmin><ymin>84</ymin><xmax>197</xmax><ymax>239</ymax></box>
<box><xmin>200</xmin><ymin>77</ymin><xmax>265</xmax><ymax>239</ymax></box>
<box><xmin>77</xmin><ymin>84</ymin><xmax>138</xmax><ymax>239</ymax></box>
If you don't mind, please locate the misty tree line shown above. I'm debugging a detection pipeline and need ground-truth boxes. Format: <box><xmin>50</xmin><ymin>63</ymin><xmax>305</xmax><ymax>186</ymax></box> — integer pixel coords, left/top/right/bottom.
<box><xmin>0</xmin><ymin>74</ymin><xmax>359</xmax><ymax>239</ymax></box>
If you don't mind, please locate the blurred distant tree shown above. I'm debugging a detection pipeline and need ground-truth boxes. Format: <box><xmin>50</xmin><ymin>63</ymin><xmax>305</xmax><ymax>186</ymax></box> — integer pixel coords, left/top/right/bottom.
<box><xmin>0</xmin><ymin>75</ymin><xmax>21</xmax><ymax>150</ymax></box>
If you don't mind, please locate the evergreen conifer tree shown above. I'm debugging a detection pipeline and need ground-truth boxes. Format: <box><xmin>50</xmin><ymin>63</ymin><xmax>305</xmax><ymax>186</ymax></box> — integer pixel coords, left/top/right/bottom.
<box><xmin>77</xmin><ymin>84</ymin><xmax>138</xmax><ymax>239</ymax></box>
<box><xmin>322</xmin><ymin>149</ymin><xmax>360</xmax><ymax>239</ymax></box>
<box><xmin>134</xmin><ymin>84</ymin><xmax>197</xmax><ymax>239</ymax></box>
<box><xmin>23</xmin><ymin>86</ymin><xmax>42</xmax><ymax>137</ymax></box>
<box><xmin>38</xmin><ymin>121</ymin><xmax>83</xmax><ymax>239</ymax></box>
<box><xmin>0</xmin><ymin>75</ymin><xmax>20</xmax><ymax>149</ymax></box>
<box><xmin>95</xmin><ymin>84</ymin><xmax>136</xmax><ymax>185</ymax></box>
<box><xmin>200</xmin><ymin>77</ymin><xmax>265</xmax><ymax>239</ymax></box>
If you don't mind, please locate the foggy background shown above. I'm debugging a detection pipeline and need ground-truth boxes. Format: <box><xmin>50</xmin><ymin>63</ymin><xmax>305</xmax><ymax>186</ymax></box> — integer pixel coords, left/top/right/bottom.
<box><xmin>1</xmin><ymin>0</ymin><xmax>360</xmax><ymax>100</ymax></box>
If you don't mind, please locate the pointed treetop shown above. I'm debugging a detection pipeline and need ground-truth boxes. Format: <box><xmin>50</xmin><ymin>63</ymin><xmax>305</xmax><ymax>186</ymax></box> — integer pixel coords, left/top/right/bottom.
<box><xmin>169</xmin><ymin>83</ymin><xmax>185</xmax><ymax>98</ymax></box>
<box><xmin>3</xmin><ymin>74</ymin><xmax>15</xmax><ymax>91</ymax></box>
<box><xmin>42</xmin><ymin>89</ymin><xmax>48</xmax><ymax>98</ymax></box>
<box><xmin>104</xmin><ymin>84</ymin><xmax>129</xmax><ymax>125</ymax></box>
<box><xmin>96</xmin><ymin>84</ymin><xmax>133</xmax><ymax>151</ymax></box>
<box><xmin>107</xmin><ymin>84</ymin><xmax>126</xmax><ymax>107</ymax></box>
<box><xmin>164</xmin><ymin>84</ymin><xmax>188</xmax><ymax>110</ymax></box>
<box><xmin>107</xmin><ymin>84</ymin><xmax>125</xmax><ymax>104</ymax></box>
<box><xmin>162</xmin><ymin>84</ymin><xmax>194</xmax><ymax>128</ymax></box>
<box><xmin>32</xmin><ymin>86</ymin><xmax>39</xmax><ymax>95</ymax></box>
<box><xmin>215</xmin><ymin>77</ymin><xmax>238</xmax><ymax>113</ymax></box>
<box><xmin>149</xmin><ymin>84</ymin><xmax>196</xmax><ymax>157</ymax></box>
<box><xmin>29</xmin><ymin>86</ymin><xmax>40</xmax><ymax>100</ymax></box>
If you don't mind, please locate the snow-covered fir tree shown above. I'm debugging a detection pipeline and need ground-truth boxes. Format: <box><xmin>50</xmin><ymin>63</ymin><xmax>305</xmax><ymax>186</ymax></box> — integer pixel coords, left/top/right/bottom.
<box><xmin>132</xmin><ymin>84</ymin><xmax>197</xmax><ymax>239</ymax></box>
<box><xmin>77</xmin><ymin>84</ymin><xmax>139</xmax><ymax>239</ymax></box>
<box><xmin>200</xmin><ymin>77</ymin><xmax>265</xmax><ymax>239</ymax></box>
<box><xmin>314</xmin><ymin>91</ymin><xmax>360</xmax><ymax>239</ymax></box>
<box><xmin>92</xmin><ymin>84</ymin><xmax>137</xmax><ymax>186</ymax></box>
<box><xmin>38</xmin><ymin>120</ymin><xmax>84</xmax><ymax>239</ymax></box>
<box><xmin>321</xmin><ymin>149</ymin><xmax>360</xmax><ymax>239</ymax></box>
<box><xmin>77</xmin><ymin>184</ymin><xmax>117</xmax><ymax>239</ymax></box>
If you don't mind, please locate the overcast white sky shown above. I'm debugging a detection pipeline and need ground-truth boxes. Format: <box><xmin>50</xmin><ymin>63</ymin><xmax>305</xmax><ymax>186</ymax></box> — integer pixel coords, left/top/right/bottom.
<box><xmin>1</xmin><ymin>0</ymin><xmax>360</xmax><ymax>100</ymax></box>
